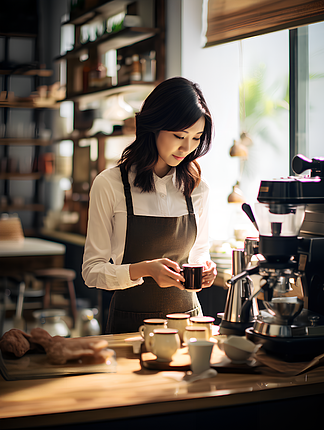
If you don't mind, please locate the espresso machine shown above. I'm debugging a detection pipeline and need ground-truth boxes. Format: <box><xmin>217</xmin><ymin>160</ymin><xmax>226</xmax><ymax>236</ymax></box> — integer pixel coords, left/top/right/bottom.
<box><xmin>220</xmin><ymin>154</ymin><xmax>324</xmax><ymax>361</ymax></box>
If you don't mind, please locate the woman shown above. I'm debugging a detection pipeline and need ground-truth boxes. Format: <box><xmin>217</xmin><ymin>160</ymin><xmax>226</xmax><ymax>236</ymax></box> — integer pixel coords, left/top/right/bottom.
<box><xmin>82</xmin><ymin>77</ymin><xmax>217</xmax><ymax>334</ymax></box>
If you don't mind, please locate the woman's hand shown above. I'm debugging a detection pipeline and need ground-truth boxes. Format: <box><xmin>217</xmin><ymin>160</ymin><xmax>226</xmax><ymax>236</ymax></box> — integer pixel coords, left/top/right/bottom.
<box><xmin>130</xmin><ymin>258</ymin><xmax>185</xmax><ymax>290</ymax></box>
<box><xmin>201</xmin><ymin>260</ymin><xmax>217</xmax><ymax>288</ymax></box>
<box><xmin>147</xmin><ymin>258</ymin><xmax>186</xmax><ymax>289</ymax></box>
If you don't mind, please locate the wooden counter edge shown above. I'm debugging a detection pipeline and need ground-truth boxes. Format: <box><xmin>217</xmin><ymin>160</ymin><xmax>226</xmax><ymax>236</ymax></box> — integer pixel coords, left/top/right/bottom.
<box><xmin>2</xmin><ymin>379</ymin><xmax>324</xmax><ymax>429</ymax></box>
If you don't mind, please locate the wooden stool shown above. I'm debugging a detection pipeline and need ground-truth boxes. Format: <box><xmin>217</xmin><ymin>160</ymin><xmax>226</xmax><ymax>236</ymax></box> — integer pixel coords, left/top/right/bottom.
<box><xmin>33</xmin><ymin>268</ymin><xmax>77</xmax><ymax>328</ymax></box>
<box><xmin>0</xmin><ymin>276</ymin><xmax>45</xmax><ymax>334</ymax></box>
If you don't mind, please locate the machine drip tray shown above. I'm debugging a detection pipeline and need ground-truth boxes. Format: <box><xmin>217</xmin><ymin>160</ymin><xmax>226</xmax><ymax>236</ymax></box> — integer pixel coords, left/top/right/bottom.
<box><xmin>246</xmin><ymin>310</ymin><xmax>324</xmax><ymax>361</ymax></box>
<box><xmin>252</xmin><ymin>309</ymin><xmax>324</xmax><ymax>338</ymax></box>
<box><xmin>246</xmin><ymin>328</ymin><xmax>324</xmax><ymax>362</ymax></box>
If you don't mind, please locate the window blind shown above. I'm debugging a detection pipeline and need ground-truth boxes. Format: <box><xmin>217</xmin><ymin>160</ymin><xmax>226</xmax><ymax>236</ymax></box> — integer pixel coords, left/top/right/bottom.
<box><xmin>204</xmin><ymin>0</ymin><xmax>324</xmax><ymax>47</ymax></box>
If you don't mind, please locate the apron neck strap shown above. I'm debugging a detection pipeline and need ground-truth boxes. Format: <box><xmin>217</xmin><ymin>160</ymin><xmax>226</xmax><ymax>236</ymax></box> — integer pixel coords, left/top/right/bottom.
<box><xmin>185</xmin><ymin>195</ymin><xmax>194</xmax><ymax>215</ymax></box>
<box><xmin>120</xmin><ymin>165</ymin><xmax>134</xmax><ymax>216</ymax></box>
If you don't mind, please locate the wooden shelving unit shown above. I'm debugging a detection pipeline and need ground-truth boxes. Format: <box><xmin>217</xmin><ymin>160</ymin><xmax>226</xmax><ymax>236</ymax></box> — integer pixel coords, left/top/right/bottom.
<box><xmin>0</xmin><ymin>203</ymin><xmax>44</xmax><ymax>212</ymax></box>
<box><xmin>52</xmin><ymin>0</ymin><xmax>165</xmax><ymax>236</ymax></box>
<box><xmin>0</xmin><ymin>24</ymin><xmax>55</xmax><ymax>234</ymax></box>
<box><xmin>0</xmin><ymin>172</ymin><xmax>42</xmax><ymax>180</ymax></box>
<box><xmin>59</xmin><ymin>82</ymin><xmax>155</xmax><ymax>104</ymax></box>
<box><xmin>0</xmin><ymin>100</ymin><xmax>59</xmax><ymax>109</ymax></box>
<box><xmin>0</xmin><ymin>138</ymin><xmax>52</xmax><ymax>146</ymax></box>
<box><xmin>56</xmin><ymin>27</ymin><xmax>159</xmax><ymax>62</ymax></box>
<box><xmin>0</xmin><ymin>69</ymin><xmax>53</xmax><ymax>77</ymax></box>
<box><xmin>62</xmin><ymin>0</ymin><xmax>131</xmax><ymax>26</ymax></box>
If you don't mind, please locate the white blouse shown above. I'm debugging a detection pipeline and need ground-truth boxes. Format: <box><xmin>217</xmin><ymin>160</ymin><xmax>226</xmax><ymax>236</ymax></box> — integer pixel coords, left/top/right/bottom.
<box><xmin>82</xmin><ymin>165</ymin><xmax>211</xmax><ymax>291</ymax></box>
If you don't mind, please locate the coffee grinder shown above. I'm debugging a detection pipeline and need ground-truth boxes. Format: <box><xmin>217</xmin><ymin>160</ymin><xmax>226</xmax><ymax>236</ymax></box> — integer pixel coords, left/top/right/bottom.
<box><xmin>221</xmin><ymin>154</ymin><xmax>324</xmax><ymax>361</ymax></box>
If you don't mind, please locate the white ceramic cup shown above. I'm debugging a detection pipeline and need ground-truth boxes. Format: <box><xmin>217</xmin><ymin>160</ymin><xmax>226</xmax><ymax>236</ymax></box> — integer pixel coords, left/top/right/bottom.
<box><xmin>150</xmin><ymin>328</ymin><xmax>180</xmax><ymax>362</ymax></box>
<box><xmin>188</xmin><ymin>339</ymin><xmax>214</xmax><ymax>374</ymax></box>
<box><xmin>139</xmin><ymin>318</ymin><xmax>167</xmax><ymax>352</ymax></box>
<box><xmin>166</xmin><ymin>313</ymin><xmax>190</xmax><ymax>342</ymax></box>
<box><xmin>183</xmin><ymin>325</ymin><xmax>208</xmax><ymax>344</ymax></box>
<box><xmin>189</xmin><ymin>316</ymin><xmax>215</xmax><ymax>339</ymax></box>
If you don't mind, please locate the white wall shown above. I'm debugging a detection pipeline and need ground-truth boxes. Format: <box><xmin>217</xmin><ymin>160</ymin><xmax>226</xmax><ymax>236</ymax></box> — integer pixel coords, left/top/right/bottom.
<box><xmin>166</xmin><ymin>0</ymin><xmax>290</xmax><ymax>242</ymax></box>
<box><xmin>171</xmin><ymin>0</ymin><xmax>242</xmax><ymax>241</ymax></box>
<box><xmin>165</xmin><ymin>0</ymin><xmax>182</xmax><ymax>77</ymax></box>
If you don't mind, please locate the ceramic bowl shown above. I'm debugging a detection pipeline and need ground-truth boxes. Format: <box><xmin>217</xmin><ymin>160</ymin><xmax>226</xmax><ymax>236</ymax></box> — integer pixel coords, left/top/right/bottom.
<box><xmin>223</xmin><ymin>335</ymin><xmax>261</xmax><ymax>363</ymax></box>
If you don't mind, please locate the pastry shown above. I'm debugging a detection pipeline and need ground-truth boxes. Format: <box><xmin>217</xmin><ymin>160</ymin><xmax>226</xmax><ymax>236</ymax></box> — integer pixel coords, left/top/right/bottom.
<box><xmin>0</xmin><ymin>327</ymin><xmax>109</xmax><ymax>365</ymax></box>
<box><xmin>0</xmin><ymin>329</ymin><xmax>32</xmax><ymax>357</ymax></box>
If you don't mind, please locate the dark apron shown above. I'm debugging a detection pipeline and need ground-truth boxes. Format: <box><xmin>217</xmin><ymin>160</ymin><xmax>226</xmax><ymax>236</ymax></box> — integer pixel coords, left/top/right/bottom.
<box><xmin>106</xmin><ymin>165</ymin><xmax>201</xmax><ymax>334</ymax></box>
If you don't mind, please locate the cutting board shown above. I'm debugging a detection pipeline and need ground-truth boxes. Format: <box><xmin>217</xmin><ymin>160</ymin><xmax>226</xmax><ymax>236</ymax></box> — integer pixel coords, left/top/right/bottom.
<box><xmin>0</xmin><ymin>349</ymin><xmax>117</xmax><ymax>381</ymax></box>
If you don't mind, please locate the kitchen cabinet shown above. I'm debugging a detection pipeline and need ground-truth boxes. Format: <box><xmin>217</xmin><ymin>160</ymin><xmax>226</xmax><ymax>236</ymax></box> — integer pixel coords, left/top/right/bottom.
<box><xmin>54</xmin><ymin>0</ymin><xmax>165</xmax><ymax>236</ymax></box>
<box><xmin>57</xmin><ymin>0</ymin><xmax>165</xmax><ymax>100</ymax></box>
<box><xmin>0</xmin><ymin>29</ymin><xmax>58</xmax><ymax>236</ymax></box>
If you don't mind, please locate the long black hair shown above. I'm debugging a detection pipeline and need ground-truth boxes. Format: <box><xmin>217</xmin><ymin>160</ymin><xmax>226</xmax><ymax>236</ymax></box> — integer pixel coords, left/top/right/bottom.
<box><xmin>118</xmin><ymin>77</ymin><xmax>213</xmax><ymax>196</ymax></box>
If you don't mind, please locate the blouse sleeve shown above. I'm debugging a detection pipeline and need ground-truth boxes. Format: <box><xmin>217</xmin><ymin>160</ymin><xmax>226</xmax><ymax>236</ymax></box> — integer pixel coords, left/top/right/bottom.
<box><xmin>82</xmin><ymin>172</ymin><xmax>144</xmax><ymax>291</ymax></box>
<box><xmin>189</xmin><ymin>180</ymin><xmax>212</xmax><ymax>264</ymax></box>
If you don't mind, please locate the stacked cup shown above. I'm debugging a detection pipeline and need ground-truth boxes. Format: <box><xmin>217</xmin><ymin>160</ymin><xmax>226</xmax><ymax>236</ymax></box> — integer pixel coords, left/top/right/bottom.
<box><xmin>166</xmin><ymin>314</ymin><xmax>215</xmax><ymax>344</ymax></box>
<box><xmin>189</xmin><ymin>316</ymin><xmax>215</xmax><ymax>340</ymax></box>
<box><xmin>139</xmin><ymin>313</ymin><xmax>216</xmax><ymax>367</ymax></box>
<box><xmin>166</xmin><ymin>313</ymin><xmax>190</xmax><ymax>343</ymax></box>
<box><xmin>166</xmin><ymin>314</ymin><xmax>216</xmax><ymax>374</ymax></box>
<box><xmin>139</xmin><ymin>318</ymin><xmax>181</xmax><ymax>362</ymax></box>
<box><xmin>139</xmin><ymin>318</ymin><xmax>167</xmax><ymax>352</ymax></box>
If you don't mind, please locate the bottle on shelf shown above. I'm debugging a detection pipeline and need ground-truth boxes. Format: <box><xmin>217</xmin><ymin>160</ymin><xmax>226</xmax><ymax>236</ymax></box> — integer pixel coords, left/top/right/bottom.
<box><xmin>117</xmin><ymin>55</ymin><xmax>132</xmax><ymax>84</ymax></box>
<box><xmin>88</xmin><ymin>60</ymin><xmax>108</xmax><ymax>88</ymax></box>
<box><xmin>130</xmin><ymin>54</ymin><xmax>141</xmax><ymax>81</ymax></box>
<box><xmin>140</xmin><ymin>51</ymin><xmax>156</xmax><ymax>82</ymax></box>
<box><xmin>82</xmin><ymin>62</ymin><xmax>91</xmax><ymax>92</ymax></box>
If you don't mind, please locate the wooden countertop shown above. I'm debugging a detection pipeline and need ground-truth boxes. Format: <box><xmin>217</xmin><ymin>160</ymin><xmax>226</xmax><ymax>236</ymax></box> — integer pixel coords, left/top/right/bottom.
<box><xmin>1</xmin><ymin>332</ymin><xmax>324</xmax><ymax>429</ymax></box>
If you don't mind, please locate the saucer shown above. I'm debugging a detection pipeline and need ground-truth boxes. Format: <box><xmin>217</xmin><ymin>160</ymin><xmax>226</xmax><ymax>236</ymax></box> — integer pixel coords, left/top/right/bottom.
<box><xmin>229</xmin><ymin>358</ymin><xmax>258</xmax><ymax>365</ymax></box>
<box><xmin>155</xmin><ymin>357</ymin><xmax>172</xmax><ymax>363</ymax></box>
<box><xmin>219</xmin><ymin>355</ymin><xmax>259</xmax><ymax>367</ymax></box>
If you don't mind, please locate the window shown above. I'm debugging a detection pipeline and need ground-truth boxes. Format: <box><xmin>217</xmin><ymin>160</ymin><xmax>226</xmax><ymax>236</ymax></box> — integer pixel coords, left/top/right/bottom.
<box><xmin>293</xmin><ymin>22</ymin><xmax>324</xmax><ymax>160</ymax></box>
<box><xmin>182</xmin><ymin>1</ymin><xmax>324</xmax><ymax>243</ymax></box>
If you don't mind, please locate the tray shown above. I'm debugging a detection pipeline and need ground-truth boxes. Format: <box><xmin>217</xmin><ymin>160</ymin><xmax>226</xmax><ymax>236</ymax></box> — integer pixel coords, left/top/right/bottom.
<box><xmin>141</xmin><ymin>344</ymin><xmax>261</xmax><ymax>374</ymax></box>
<box><xmin>0</xmin><ymin>349</ymin><xmax>117</xmax><ymax>381</ymax></box>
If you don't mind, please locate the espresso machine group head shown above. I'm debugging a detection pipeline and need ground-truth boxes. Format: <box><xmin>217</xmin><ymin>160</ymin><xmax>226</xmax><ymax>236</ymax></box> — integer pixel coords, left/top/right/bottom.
<box><xmin>219</xmin><ymin>154</ymin><xmax>324</xmax><ymax>361</ymax></box>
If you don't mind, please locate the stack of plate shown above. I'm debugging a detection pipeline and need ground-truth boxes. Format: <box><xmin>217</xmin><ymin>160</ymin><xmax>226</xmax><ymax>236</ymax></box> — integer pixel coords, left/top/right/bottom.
<box><xmin>210</xmin><ymin>252</ymin><xmax>232</xmax><ymax>275</ymax></box>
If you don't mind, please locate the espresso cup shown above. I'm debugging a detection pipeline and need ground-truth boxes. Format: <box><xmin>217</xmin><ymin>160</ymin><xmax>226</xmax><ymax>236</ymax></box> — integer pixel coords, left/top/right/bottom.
<box><xmin>181</xmin><ymin>264</ymin><xmax>203</xmax><ymax>291</ymax></box>
<box><xmin>166</xmin><ymin>313</ymin><xmax>190</xmax><ymax>342</ymax></box>
<box><xmin>188</xmin><ymin>339</ymin><xmax>214</xmax><ymax>375</ymax></box>
<box><xmin>189</xmin><ymin>316</ymin><xmax>215</xmax><ymax>339</ymax></box>
<box><xmin>150</xmin><ymin>328</ymin><xmax>180</xmax><ymax>362</ymax></box>
<box><xmin>139</xmin><ymin>318</ymin><xmax>167</xmax><ymax>352</ymax></box>
<box><xmin>183</xmin><ymin>325</ymin><xmax>208</xmax><ymax>344</ymax></box>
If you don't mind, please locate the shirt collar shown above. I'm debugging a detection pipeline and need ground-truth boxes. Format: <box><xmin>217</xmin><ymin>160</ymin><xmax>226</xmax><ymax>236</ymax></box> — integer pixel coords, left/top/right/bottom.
<box><xmin>130</xmin><ymin>165</ymin><xmax>178</xmax><ymax>190</ymax></box>
<box><xmin>153</xmin><ymin>167</ymin><xmax>177</xmax><ymax>188</ymax></box>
